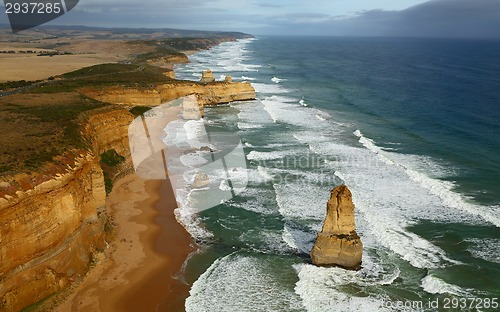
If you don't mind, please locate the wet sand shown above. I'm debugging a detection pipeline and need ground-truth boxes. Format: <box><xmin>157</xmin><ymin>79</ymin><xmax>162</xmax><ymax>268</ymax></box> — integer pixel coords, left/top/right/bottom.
<box><xmin>55</xmin><ymin>174</ymin><xmax>195</xmax><ymax>312</ymax></box>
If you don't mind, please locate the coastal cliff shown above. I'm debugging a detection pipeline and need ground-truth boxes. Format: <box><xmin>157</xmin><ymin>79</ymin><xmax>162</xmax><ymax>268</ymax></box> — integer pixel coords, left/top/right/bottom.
<box><xmin>82</xmin><ymin>108</ymin><xmax>134</xmax><ymax>168</ymax></box>
<box><xmin>0</xmin><ymin>32</ymin><xmax>256</xmax><ymax>309</ymax></box>
<box><xmin>0</xmin><ymin>79</ymin><xmax>254</xmax><ymax>310</ymax></box>
<box><xmin>0</xmin><ymin>108</ymin><xmax>134</xmax><ymax>311</ymax></box>
<box><xmin>310</xmin><ymin>185</ymin><xmax>363</xmax><ymax>270</ymax></box>
<box><xmin>0</xmin><ymin>153</ymin><xmax>107</xmax><ymax>312</ymax></box>
<box><xmin>78</xmin><ymin>79</ymin><xmax>256</xmax><ymax>108</ymax></box>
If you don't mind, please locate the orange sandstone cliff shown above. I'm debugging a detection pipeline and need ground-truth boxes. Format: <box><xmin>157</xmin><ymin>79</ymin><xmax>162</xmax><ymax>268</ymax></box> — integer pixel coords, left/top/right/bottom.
<box><xmin>0</xmin><ymin>108</ymin><xmax>134</xmax><ymax>311</ymax></box>
<box><xmin>0</xmin><ymin>73</ymin><xmax>255</xmax><ymax>311</ymax></box>
<box><xmin>79</xmin><ymin>78</ymin><xmax>256</xmax><ymax>113</ymax></box>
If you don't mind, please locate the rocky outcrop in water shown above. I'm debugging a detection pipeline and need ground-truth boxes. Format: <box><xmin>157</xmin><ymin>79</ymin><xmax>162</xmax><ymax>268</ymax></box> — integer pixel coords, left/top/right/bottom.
<box><xmin>310</xmin><ymin>185</ymin><xmax>363</xmax><ymax>270</ymax></box>
<box><xmin>200</xmin><ymin>70</ymin><xmax>215</xmax><ymax>83</ymax></box>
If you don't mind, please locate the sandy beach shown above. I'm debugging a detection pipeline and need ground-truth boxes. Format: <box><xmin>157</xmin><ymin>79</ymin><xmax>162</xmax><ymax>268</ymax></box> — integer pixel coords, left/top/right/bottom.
<box><xmin>54</xmin><ymin>174</ymin><xmax>195</xmax><ymax>312</ymax></box>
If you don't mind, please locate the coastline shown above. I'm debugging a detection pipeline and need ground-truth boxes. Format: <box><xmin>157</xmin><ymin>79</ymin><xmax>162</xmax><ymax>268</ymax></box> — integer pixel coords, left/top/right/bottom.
<box><xmin>53</xmin><ymin>174</ymin><xmax>195</xmax><ymax>312</ymax></box>
<box><xmin>0</xmin><ymin>32</ymin><xmax>256</xmax><ymax>311</ymax></box>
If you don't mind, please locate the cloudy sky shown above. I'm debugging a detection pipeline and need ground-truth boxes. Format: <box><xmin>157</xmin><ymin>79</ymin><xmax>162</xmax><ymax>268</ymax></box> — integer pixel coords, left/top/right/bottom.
<box><xmin>1</xmin><ymin>0</ymin><xmax>500</xmax><ymax>38</ymax></box>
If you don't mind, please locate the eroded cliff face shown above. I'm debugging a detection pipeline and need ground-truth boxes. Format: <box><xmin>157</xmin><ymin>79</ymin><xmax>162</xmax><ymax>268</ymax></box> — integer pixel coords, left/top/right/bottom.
<box><xmin>310</xmin><ymin>185</ymin><xmax>363</xmax><ymax>270</ymax></box>
<box><xmin>0</xmin><ymin>108</ymin><xmax>134</xmax><ymax>311</ymax></box>
<box><xmin>0</xmin><ymin>68</ymin><xmax>254</xmax><ymax>310</ymax></box>
<box><xmin>82</xmin><ymin>108</ymin><xmax>134</xmax><ymax>171</ymax></box>
<box><xmin>79</xmin><ymin>79</ymin><xmax>256</xmax><ymax>108</ymax></box>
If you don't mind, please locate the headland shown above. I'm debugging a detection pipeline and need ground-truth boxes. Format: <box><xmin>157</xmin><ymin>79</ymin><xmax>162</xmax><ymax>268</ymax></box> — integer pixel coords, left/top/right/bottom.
<box><xmin>0</xmin><ymin>25</ymin><xmax>255</xmax><ymax>312</ymax></box>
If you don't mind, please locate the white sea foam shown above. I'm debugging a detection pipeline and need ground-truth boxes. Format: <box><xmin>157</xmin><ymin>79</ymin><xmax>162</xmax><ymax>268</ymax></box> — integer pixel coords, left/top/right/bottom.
<box><xmin>421</xmin><ymin>275</ymin><xmax>467</xmax><ymax>295</ymax></box>
<box><xmin>179</xmin><ymin>152</ymin><xmax>210</xmax><ymax>168</ymax></box>
<box><xmin>315</xmin><ymin>113</ymin><xmax>331</xmax><ymax>121</ymax></box>
<box><xmin>247</xmin><ymin>150</ymin><xmax>297</xmax><ymax>161</ymax></box>
<box><xmin>253</xmin><ymin>83</ymin><xmax>291</xmax><ymax>94</ymax></box>
<box><xmin>354</xmin><ymin>129</ymin><xmax>500</xmax><ymax>228</ymax></box>
<box><xmin>294</xmin><ymin>263</ymin><xmax>395</xmax><ymax>312</ymax></box>
<box><xmin>164</xmin><ymin>119</ymin><xmax>210</xmax><ymax>150</ymax></box>
<box><xmin>282</xmin><ymin>225</ymin><xmax>316</xmax><ymax>254</ymax></box>
<box><xmin>164</xmin><ymin>119</ymin><xmax>217</xmax><ymax>241</ymax></box>
<box><xmin>273</xmin><ymin>182</ymin><xmax>328</xmax><ymax>221</ymax></box>
<box><xmin>240</xmin><ymin>229</ymin><xmax>297</xmax><ymax>254</ymax></box>
<box><xmin>179</xmin><ymin>35</ymin><xmax>497</xmax><ymax>311</ymax></box>
<box><xmin>405</xmin><ymin>168</ymin><xmax>500</xmax><ymax>227</ymax></box>
<box><xmin>252</xmin><ymin>122</ymin><xmax>459</xmax><ymax>269</ymax></box>
<box><xmin>262</xmin><ymin>96</ymin><xmax>332</xmax><ymax>129</ymax></box>
<box><xmin>226</xmin><ymin>187</ymin><xmax>278</xmax><ymax>215</ymax></box>
<box><xmin>294</xmin><ymin>130</ymin><xmax>466</xmax><ymax>268</ymax></box>
<box><xmin>237</xmin><ymin>122</ymin><xmax>264</xmax><ymax>130</ymax></box>
<box><xmin>466</xmin><ymin>238</ymin><xmax>500</xmax><ymax>264</ymax></box>
<box><xmin>236</xmin><ymin>99</ymin><xmax>275</xmax><ymax>125</ymax></box>
<box><xmin>174</xmin><ymin>205</ymin><xmax>214</xmax><ymax>241</ymax></box>
<box><xmin>267</xmin><ymin>95</ymin><xmax>297</xmax><ymax>103</ymax></box>
<box><xmin>257</xmin><ymin>165</ymin><xmax>274</xmax><ymax>181</ymax></box>
<box><xmin>218</xmin><ymin>179</ymin><xmax>231</xmax><ymax>192</ymax></box>
<box><xmin>175</xmin><ymin>38</ymin><xmax>260</xmax><ymax>81</ymax></box>
<box><xmin>186</xmin><ymin>255</ymin><xmax>304</xmax><ymax>312</ymax></box>
<box><xmin>272</xmin><ymin>76</ymin><xmax>287</xmax><ymax>83</ymax></box>
<box><xmin>240</xmin><ymin>75</ymin><xmax>256</xmax><ymax>81</ymax></box>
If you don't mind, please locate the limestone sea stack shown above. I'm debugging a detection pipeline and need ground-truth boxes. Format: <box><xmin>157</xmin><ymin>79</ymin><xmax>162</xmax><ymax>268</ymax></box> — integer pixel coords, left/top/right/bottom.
<box><xmin>310</xmin><ymin>185</ymin><xmax>363</xmax><ymax>270</ymax></box>
<box><xmin>200</xmin><ymin>69</ymin><xmax>215</xmax><ymax>83</ymax></box>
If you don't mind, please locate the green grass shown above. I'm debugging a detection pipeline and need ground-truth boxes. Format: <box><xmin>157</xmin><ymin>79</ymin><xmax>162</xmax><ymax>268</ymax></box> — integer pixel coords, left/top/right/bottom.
<box><xmin>131</xmin><ymin>38</ymin><xmax>229</xmax><ymax>64</ymax></box>
<box><xmin>61</xmin><ymin>63</ymin><xmax>142</xmax><ymax>79</ymax></box>
<box><xmin>5</xmin><ymin>100</ymin><xmax>106</xmax><ymax>150</ymax></box>
<box><xmin>0</xmin><ymin>164</ymin><xmax>13</xmax><ymax>174</ymax></box>
<box><xmin>0</xmin><ymin>36</ymin><xmax>233</xmax><ymax>177</ymax></box>
<box><xmin>31</xmin><ymin>64</ymin><xmax>173</xmax><ymax>93</ymax></box>
<box><xmin>133</xmin><ymin>49</ymin><xmax>185</xmax><ymax>64</ymax></box>
<box><xmin>0</xmin><ymin>93</ymin><xmax>109</xmax><ymax>174</ymax></box>
<box><xmin>139</xmin><ymin>38</ymin><xmax>233</xmax><ymax>52</ymax></box>
<box><xmin>0</xmin><ymin>80</ymin><xmax>39</xmax><ymax>91</ymax></box>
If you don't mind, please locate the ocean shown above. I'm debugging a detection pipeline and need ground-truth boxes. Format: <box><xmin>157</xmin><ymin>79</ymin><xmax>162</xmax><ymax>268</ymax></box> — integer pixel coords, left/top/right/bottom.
<box><xmin>172</xmin><ymin>36</ymin><xmax>500</xmax><ymax>311</ymax></box>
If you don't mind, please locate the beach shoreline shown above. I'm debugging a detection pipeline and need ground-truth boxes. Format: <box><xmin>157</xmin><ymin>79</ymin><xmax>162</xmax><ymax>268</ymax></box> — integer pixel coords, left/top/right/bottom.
<box><xmin>53</xmin><ymin>174</ymin><xmax>196</xmax><ymax>312</ymax></box>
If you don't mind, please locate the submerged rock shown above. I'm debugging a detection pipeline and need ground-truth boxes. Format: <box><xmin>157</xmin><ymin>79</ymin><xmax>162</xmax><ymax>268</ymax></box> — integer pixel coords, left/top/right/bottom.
<box><xmin>310</xmin><ymin>185</ymin><xmax>363</xmax><ymax>270</ymax></box>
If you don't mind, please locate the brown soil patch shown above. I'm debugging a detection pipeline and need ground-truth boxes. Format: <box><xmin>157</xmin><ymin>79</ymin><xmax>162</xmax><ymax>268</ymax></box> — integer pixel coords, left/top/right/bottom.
<box><xmin>0</xmin><ymin>40</ymin><xmax>154</xmax><ymax>82</ymax></box>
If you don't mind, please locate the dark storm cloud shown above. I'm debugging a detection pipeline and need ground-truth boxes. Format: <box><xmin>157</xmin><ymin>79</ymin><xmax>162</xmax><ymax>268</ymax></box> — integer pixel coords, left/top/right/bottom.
<box><xmin>1</xmin><ymin>0</ymin><xmax>499</xmax><ymax>38</ymax></box>
<box><xmin>392</xmin><ymin>0</ymin><xmax>500</xmax><ymax>38</ymax></box>
<box><xmin>308</xmin><ymin>0</ymin><xmax>500</xmax><ymax>38</ymax></box>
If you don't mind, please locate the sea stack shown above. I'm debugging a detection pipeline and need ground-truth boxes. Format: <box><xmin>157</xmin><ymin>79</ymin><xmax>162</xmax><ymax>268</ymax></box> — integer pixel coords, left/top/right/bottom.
<box><xmin>310</xmin><ymin>185</ymin><xmax>363</xmax><ymax>270</ymax></box>
<box><xmin>200</xmin><ymin>69</ymin><xmax>215</xmax><ymax>83</ymax></box>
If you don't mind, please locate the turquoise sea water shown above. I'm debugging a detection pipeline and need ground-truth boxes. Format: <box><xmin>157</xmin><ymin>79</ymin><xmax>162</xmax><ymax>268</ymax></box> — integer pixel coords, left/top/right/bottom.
<box><xmin>172</xmin><ymin>37</ymin><xmax>500</xmax><ymax>311</ymax></box>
